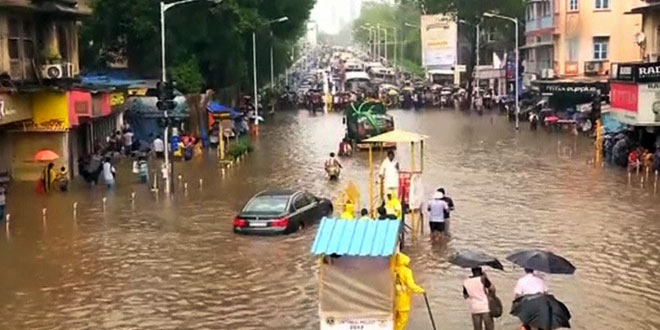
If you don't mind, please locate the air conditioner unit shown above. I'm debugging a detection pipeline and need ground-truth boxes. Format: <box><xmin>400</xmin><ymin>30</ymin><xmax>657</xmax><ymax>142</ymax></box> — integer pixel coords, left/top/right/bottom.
<box><xmin>41</xmin><ymin>64</ymin><xmax>63</xmax><ymax>79</ymax></box>
<box><xmin>40</xmin><ymin>62</ymin><xmax>75</xmax><ymax>80</ymax></box>
<box><xmin>584</xmin><ymin>61</ymin><xmax>602</xmax><ymax>75</ymax></box>
<box><xmin>541</xmin><ymin>68</ymin><xmax>555</xmax><ymax>79</ymax></box>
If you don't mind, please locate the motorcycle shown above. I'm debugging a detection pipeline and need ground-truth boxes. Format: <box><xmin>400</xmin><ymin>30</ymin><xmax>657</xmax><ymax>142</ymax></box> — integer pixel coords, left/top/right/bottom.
<box><xmin>325</xmin><ymin>165</ymin><xmax>341</xmax><ymax>181</ymax></box>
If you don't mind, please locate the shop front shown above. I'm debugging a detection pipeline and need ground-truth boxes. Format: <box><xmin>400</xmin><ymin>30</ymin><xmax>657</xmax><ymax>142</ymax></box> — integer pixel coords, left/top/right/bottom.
<box><xmin>0</xmin><ymin>93</ymin><xmax>33</xmax><ymax>176</ymax></box>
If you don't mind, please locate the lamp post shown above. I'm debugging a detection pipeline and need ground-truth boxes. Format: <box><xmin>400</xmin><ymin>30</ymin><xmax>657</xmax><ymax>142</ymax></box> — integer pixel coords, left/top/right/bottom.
<box><xmin>160</xmin><ymin>0</ymin><xmax>222</xmax><ymax>194</ymax></box>
<box><xmin>253</xmin><ymin>16</ymin><xmax>288</xmax><ymax>128</ymax></box>
<box><xmin>402</xmin><ymin>23</ymin><xmax>420</xmax><ymax>66</ymax></box>
<box><xmin>484</xmin><ymin>12</ymin><xmax>520</xmax><ymax>130</ymax></box>
<box><xmin>458</xmin><ymin>19</ymin><xmax>481</xmax><ymax>91</ymax></box>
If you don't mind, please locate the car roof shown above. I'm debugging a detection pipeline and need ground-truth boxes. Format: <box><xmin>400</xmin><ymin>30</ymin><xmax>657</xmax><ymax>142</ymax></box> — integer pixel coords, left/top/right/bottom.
<box><xmin>256</xmin><ymin>189</ymin><xmax>301</xmax><ymax>197</ymax></box>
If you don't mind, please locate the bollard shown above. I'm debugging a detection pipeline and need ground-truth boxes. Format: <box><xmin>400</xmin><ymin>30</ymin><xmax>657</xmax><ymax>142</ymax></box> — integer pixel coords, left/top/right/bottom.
<box><xmin>131</xmin><ymin>192</ymin><xmax>136</xmax><ymax>203</ymax></box>
<box><xmin>628</xmin><ymin>171</ymin><xmax>632</xmax><ymax>185</ymax></box>
<box><xmin>102</xmin><ymin>197</ymin><xmax>107</xmax><ymax>212</ymax></box>
<box><xmin>184</xmin><ymin>182</ymin><xmax>188</xmax><ymax>191</ymax></box>
<box><xmin>42</xmin><ymin>208</ymin><xmax>47</xmax><ymax>217</ymax></box>
<box><xmin>641</xmin><ymin>175</ymin><xmax>645</xmax><ymax>188</ymax></box>
<box><xmin>199</xmin><ymin>179</ymin><xmax>203</xmax><ymax>189</ymax></box>
<box><xmin>5</xmin><ymin>214</ymin><xmax>9</xmax><ymax>234</ymax></box>
<box><xmin>73</xmin><ymin>202</ymin><xmax>78</xmax><ymax>218</ymax></box>
<box><xmin>221</xmin><ymin>168</ymin><xmax>226</xmax><ymax>178</ymax></box>
<box><xmin>178</xmin><ymin>175</ymin><xmax>183</xmax><ymax>188</ymax></box>
<box><xmin>153</xmin><ymin>173</ymin><xmax>158</xmax><ymax>190</ymax></box>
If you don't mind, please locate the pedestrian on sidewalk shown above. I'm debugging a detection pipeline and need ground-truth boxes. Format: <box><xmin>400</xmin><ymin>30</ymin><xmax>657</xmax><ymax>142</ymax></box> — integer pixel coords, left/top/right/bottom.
<box><xmin>437</xmin><ymin>188</ymin><xmax>455</xmax><ymax>233</ymax></box>
<box><xmin>123</xmin><ymin>129</ymin><xmax>134</xmax><ymax>156</ymax></box>
<box><xmin>42</xmin><ymin>163</ymin><xmax>56</xmax><ymax>193</ymax></box>
<box><xmin>152</xmin><ymin>135</ymin><xmax>165</xmax><ymax>159</ymax></box>
<box><xmin>463</xmin><ymin>267</ymin><xmax>495</xmax><ymax>330</ymax></box>
<box><xmin>137</xmin><ymin>156</ymin><xmax>149</xmax><ymax>184</ymax></box>
<box><xmin>56</xmin><ymin>167</ymin><xmax>69</xmax><ymax>192</ymax></box>
<box><xmin>0</xmin><ymin>185</ymin><xmax>6</xmax><ymax>222</ymax></box>
<box><xmin>102</xmin><ymin>158</ymin><xmax>116</xmax><ymax>189</ymax></box>
<box><xmin>427</xmin><ymin>191</ymin><xmax>449</xmax><ymax>240</ymax></box>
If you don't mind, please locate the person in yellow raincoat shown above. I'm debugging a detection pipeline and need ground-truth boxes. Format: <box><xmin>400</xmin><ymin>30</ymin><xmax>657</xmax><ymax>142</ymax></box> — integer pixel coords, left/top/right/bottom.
<box><xmin>395</xmin><ymin>252</ymin><xmax>425</xmax><ymax>330</ymax></box>
<box><xmin>385</xmin><ymin>193</ymin><xmax>402</xmax><ymax>219</ymax></box>
<box><xmin>340</xmin><ymin>202</ymin><xmax>355</xmax><ymax>220</ymax></box>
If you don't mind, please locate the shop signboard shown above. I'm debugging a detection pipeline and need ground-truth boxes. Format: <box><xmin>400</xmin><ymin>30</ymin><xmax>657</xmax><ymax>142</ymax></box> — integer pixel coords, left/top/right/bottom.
<box><xmin>0</xmin><ymin>93</ymin><xmax>32</xmax><ymax>125</ymax></box>
<box><xmin>420</xmin><ymin>15</ymin><xmax>457</xmax><ymax>69</ymax></box>
<box><xmin>320</xmin><ymin>316</ymin><xmax>392</xmax><ymax>330</ymax></box>
<box><xmin>610</xmin><ymin>82</ymin><xmax>660</xmax><ymax>126</ymax></box>
<box><xmin>612</xmin><ymin>61</ymin><xmax>660</xmax><ymax>83</ymax></box>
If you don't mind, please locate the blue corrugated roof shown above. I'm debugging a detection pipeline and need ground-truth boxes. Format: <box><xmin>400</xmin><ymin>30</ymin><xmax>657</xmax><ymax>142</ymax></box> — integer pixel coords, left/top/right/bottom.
<box><xmin>311</xmin><ymin>218</ymin><xmax>401</xmax><ymax>257</ymax></box>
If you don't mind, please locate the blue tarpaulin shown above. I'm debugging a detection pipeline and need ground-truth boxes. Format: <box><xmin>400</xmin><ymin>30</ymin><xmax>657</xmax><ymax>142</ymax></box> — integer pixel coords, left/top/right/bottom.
<box><xmin>311</xmin><ymin>218</ymin><xmax>401</xmax><ymax>257</ymax></box>
<box><xmin>207</xmin><ymin>101</ymin><xmax>243</xmax><ymax>119</ymax></box>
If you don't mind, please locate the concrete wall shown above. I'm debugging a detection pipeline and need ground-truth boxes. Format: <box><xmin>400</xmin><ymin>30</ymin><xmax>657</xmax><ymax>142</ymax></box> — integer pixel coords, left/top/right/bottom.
<box><xmin>642</xmin><ymin>9</ymin><xmax>660</xmax><ymax>58</ymax></box>
<box><xmin>555</xmin><ymin>0</ymin><xmax>644</xmax><ymax>76</ymax></box>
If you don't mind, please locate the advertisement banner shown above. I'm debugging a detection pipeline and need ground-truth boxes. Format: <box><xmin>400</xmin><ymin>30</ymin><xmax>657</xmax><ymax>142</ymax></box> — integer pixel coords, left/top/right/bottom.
<box><xmin>320</xmin><ymin>316</ymin><xmax>393</xmax><ymax>330</ymax></box>
<box><xmin>637</xmin><ymin>82</ymin><xmax>660</xmax><ymax>124</ymax></box>
<box><xmin>610</xmin><ymin>83</ymin><xmax>638</xmax><ymax>113</ymax></box>
<box><xmin>420</xmin><ymin>15</ymin><xmax>457</xmax><ymax>68</ymax></box>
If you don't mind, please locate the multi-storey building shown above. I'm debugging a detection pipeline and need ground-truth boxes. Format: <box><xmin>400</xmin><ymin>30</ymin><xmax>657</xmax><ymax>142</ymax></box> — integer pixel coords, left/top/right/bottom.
<box><xmin>524</xmin><ymin>0</ymin><xmax>643</xmax><ymax>82</ymax></box>
<box><xmin>0</xmin><ymin>1</ymin><xmax>126</xmax><ymax>181</ymax></box>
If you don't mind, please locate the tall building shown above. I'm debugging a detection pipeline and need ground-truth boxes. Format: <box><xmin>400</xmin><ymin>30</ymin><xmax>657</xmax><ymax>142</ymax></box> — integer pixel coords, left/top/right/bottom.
<box><xmin>524</xmin><ymin>0</ymin><xmax>644</xmax><ymax>81</ymax></box>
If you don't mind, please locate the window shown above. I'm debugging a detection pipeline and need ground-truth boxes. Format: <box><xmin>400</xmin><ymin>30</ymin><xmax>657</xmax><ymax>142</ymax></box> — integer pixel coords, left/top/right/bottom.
<box><xmin>541</xmin><ymin>1</ymin><xmax>551</xmax><ymax>17</ymax></box>
<box><xmin>595</xmin><ymin>0</ymin><xmax>609</xmax><ymax>9</ymax></box>
<box><xmin>8</xmin><ymin>18</ymin><xmax>19</xmax><ymax>60</ymax></box>
<box><xmin>293</xmin><ymin>195</ymin><xmax>310</xmax><ymax>210</ymax></box>
<box><xmin>593</xmin><ymin>37</ymin><xmax>609</xmax><ymax>60</ymax></box>
<box><xmin>569</xmin><ymin>0</ymin><xmax>579</xmax><ymax>11</ymax></box>
<box><xmin>568</xmin><ymin>38</ymin><xmax>579</xmax><ymax>61</ymax></box>
<box><xmin>527</xmin><ymin>5</ymin><xmax>534</xmax><ymax>21</ymax></box>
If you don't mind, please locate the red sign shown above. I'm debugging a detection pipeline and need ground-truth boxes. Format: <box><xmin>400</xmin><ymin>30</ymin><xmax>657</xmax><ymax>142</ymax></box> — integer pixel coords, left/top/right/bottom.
<box><xmin>611</xmin><ymin>83</ymin><xmax>638</xmax><ymax>112</ymax></box>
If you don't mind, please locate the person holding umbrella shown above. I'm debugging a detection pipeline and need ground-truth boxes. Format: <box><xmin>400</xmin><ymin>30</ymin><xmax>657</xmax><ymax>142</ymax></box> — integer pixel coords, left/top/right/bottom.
<box><xmin>507</xmin><ymin>250</ymin><xmax>575</xmax><ymax>330</ymax></box>
<box><xmin>451</xmin><ymin>250</ymin><xmax>504</xmax><ymax>330</ymax></box>
<box><xmin>463</xmin><ymin>267</ymin><xmax>495</xmax><ymax>330</ymax></box>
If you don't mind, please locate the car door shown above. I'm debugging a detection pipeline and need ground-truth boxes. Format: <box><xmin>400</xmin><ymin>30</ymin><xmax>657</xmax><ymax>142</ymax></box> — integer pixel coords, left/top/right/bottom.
<box><xmin>291</xmin><ymin>194</ymin><xmax>311</xmax><ymax>229</ymax></box>
<box><xmin>304</xmin><ymin>192</ymin><xmax>322</xmax><ymax>221</ymax></box>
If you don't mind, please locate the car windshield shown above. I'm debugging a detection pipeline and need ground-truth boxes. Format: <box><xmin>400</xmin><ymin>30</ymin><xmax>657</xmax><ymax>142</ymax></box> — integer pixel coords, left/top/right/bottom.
<box><xmin>243</xmin><ymin>195</ymin><xmax>290</xmax><ymax>214</ymax></box>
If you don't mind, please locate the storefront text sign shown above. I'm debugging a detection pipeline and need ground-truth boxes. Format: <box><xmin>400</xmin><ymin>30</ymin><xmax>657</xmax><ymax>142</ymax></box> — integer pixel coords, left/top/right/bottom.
<box><xmin>611</xmin><ymin>83</ymin><xmax>638</xmax><ymax>112</ymax></box>
<box><xmin>0</xmin><ymin>94</ymin><xmax>32</xmax><ymax>125</ymax></box>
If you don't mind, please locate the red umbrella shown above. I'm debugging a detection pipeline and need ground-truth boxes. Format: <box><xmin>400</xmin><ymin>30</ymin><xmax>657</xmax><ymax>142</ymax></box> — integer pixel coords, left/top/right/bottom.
<box><xmin>33</xmin><ymin>150</ymin><xmax>59</xmax><ymax>162</ymax></box>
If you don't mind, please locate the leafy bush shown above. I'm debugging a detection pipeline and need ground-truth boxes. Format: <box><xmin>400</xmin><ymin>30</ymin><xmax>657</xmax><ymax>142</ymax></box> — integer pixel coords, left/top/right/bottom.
<box><xmin>227</xmin><ymin>138</ymin><xmax>253</xmax><ymax>160</ymax></box>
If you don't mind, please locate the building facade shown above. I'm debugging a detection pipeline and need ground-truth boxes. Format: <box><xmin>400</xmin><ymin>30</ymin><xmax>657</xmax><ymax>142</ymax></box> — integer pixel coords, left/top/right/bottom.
<box><xmin>524</xmin><ymin>0</ymin><xmax>644</xmax><ymax>82</ymax></box>
<box><xmin>0</xmin><ymin>1</ymin><xmax>128</xmax><ymax>181</ymax></box>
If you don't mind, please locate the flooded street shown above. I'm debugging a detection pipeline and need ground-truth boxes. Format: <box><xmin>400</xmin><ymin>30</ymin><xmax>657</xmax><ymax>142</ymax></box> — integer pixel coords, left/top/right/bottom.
<box><xmin>2</xmin><ymin>109</ymin><xmax>660</xmax><ymax>330</ymax></box>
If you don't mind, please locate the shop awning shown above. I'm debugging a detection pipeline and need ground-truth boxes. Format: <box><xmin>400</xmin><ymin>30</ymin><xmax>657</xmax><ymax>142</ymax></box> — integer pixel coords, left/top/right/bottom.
<box><xmin>311</xmin><ymin>218</ymin><xmax>401</xmax><ymax>257</ymax></box>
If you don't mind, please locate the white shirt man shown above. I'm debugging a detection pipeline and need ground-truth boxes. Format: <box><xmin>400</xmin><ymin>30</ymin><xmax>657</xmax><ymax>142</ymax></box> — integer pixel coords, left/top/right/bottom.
<box><xmin>379</xmin><ymin>151</ymin><xmax>400</xmax><ymax>193</ymax></box>
<box><xmin>152</xmin><ymin>137</ymin><xmax>165</xmax><ymax>153</ymax></box>
<box><xmin>514</xmin><ymin>270</ymin><xmax>548</xmax><ymax>298</ymax></box>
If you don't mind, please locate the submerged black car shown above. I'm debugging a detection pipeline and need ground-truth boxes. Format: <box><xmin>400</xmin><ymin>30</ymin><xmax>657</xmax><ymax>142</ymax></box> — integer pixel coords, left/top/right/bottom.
<box><xmin>233</xmin><ymin>190</ymin><xmax>333</xmax><ymax>235</ymax></box>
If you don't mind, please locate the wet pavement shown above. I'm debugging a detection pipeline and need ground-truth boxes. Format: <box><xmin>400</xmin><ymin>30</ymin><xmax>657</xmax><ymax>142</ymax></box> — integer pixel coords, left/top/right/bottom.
<box><xmin>1</xmin><ymin>109</ymin><xmax>660</xmax><ymax>329</ymax></box>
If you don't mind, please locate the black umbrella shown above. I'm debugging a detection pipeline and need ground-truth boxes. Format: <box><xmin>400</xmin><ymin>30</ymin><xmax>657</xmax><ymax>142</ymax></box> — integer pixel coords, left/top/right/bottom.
<box><xmin>507</xmin><ymin>250</ymin><xmax>575</xmax><ymax>274</ymax></box>
<box><xmin>511</xmin><ymin>294</ymin><xmax>571</xmax><ymax>329</ymax></box>
<box><xmin>450</xmin><ymin>250</ymin><xmax>504</xmax><ymax>270</ymax></box>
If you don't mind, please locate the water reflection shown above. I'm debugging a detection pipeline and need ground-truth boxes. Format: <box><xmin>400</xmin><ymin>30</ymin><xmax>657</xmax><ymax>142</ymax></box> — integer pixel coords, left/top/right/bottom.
<box><xmin>1</xmin><ymin>109</ymin><xmax>659</xmax><ymax>329</ymax></box>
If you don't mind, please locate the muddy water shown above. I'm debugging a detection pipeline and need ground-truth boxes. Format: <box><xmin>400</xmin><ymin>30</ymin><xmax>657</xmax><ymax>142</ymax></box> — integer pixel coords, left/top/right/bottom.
<box><xmin>1</xmin><ymin>109</ymin><xmax>660</xmax><ymax>330</ymax></box>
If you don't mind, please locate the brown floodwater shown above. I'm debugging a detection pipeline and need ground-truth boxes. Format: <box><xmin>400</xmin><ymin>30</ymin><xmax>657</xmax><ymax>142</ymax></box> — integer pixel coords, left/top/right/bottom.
<box><xmin>1</xmin><ymin>109</ymin><xmax>659</xmax><ymax>330</ymax></box>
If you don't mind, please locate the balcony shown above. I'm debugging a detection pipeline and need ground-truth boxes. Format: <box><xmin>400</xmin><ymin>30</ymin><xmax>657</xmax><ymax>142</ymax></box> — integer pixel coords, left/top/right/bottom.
<box><xmin>525</xmin><ymin>16</ymin><xmax>554</xmax><ymax>34</ymax></box>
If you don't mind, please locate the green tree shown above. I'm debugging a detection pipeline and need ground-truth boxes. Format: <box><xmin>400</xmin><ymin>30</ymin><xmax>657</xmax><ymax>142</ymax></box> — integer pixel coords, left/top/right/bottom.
<box><xmin>80</xmin><ymin>0</ymin><xmax>314</xmax><ymax>91</ymax></box>
<box><xmin>170</xmin><ymin>57</ymin><xmax>205</xmax><ymax>94</ymax></box>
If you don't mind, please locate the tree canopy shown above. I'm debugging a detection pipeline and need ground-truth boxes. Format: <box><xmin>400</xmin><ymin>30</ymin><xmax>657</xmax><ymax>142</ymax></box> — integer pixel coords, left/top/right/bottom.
<box><xmin>80</xmin><ymin>0</ymin><xmax>315</xmax><ymax>93</ymax></box>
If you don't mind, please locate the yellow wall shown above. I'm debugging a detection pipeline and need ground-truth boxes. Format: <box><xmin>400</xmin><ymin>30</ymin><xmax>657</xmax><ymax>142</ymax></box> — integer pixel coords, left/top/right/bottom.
<box><xmin>32</xmin><ymin>91</ymin><xmax>69</xmax><ymax>129</ymax></box>
<box><xmin>555</xmin><ymin>0</ymin><xmax>644</xmax><ymax>76</ymax></box>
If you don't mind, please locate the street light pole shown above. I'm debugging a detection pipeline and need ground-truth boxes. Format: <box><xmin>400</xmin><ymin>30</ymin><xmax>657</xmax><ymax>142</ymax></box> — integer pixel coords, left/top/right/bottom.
<box><xmin>484</xmin><ymin>12</ymin><xmax>520</xmax><ymax>130</ymax></box>
<box><xmin>160</xmin><ymin>0</ymin><xmax>222</xmax><ymax>194</ymax></box>
<box><xmin>384</xmin><ymin>28</ymin><xmax>388</xmax><ymax>63</ymax></box>
<box><xmin>252</xmin><ymin>16</ymin><xmax>288</xmax><ymax>127</ymax></box>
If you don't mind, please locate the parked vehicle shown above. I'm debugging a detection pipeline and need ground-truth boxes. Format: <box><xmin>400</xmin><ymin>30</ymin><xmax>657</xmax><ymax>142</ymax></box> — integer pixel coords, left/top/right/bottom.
<box><xmin>233</xmin><ymin>190</ymin><xmax>333</xmax><ymax>235</ymax></box>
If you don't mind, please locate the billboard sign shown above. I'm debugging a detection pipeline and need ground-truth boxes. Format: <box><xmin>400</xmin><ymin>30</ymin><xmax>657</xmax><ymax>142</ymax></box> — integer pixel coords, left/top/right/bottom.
<box><xmin>610</xmin><ymin>82</ymin><xmax>660</xmax><ymax>125</ymax></box>
<box><xmin>420</xmin><ymin>15</ymin><xmax>457</xmax><ymax>69</ymax></box>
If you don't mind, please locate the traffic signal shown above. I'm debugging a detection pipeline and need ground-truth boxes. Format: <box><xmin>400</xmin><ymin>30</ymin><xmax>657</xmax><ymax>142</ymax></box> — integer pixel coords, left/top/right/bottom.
<box><xmin>156</xmin><ymin>81</ymin><xmax>177</xmax><ymax>111</ymax></box>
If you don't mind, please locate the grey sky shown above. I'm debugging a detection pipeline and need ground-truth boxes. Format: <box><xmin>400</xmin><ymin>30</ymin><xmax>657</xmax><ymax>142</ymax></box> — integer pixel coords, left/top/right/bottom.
<box><xmin>310</xmin><ymin>0</ymin><xmax>363</xmax><ymax>35</ymax></box>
